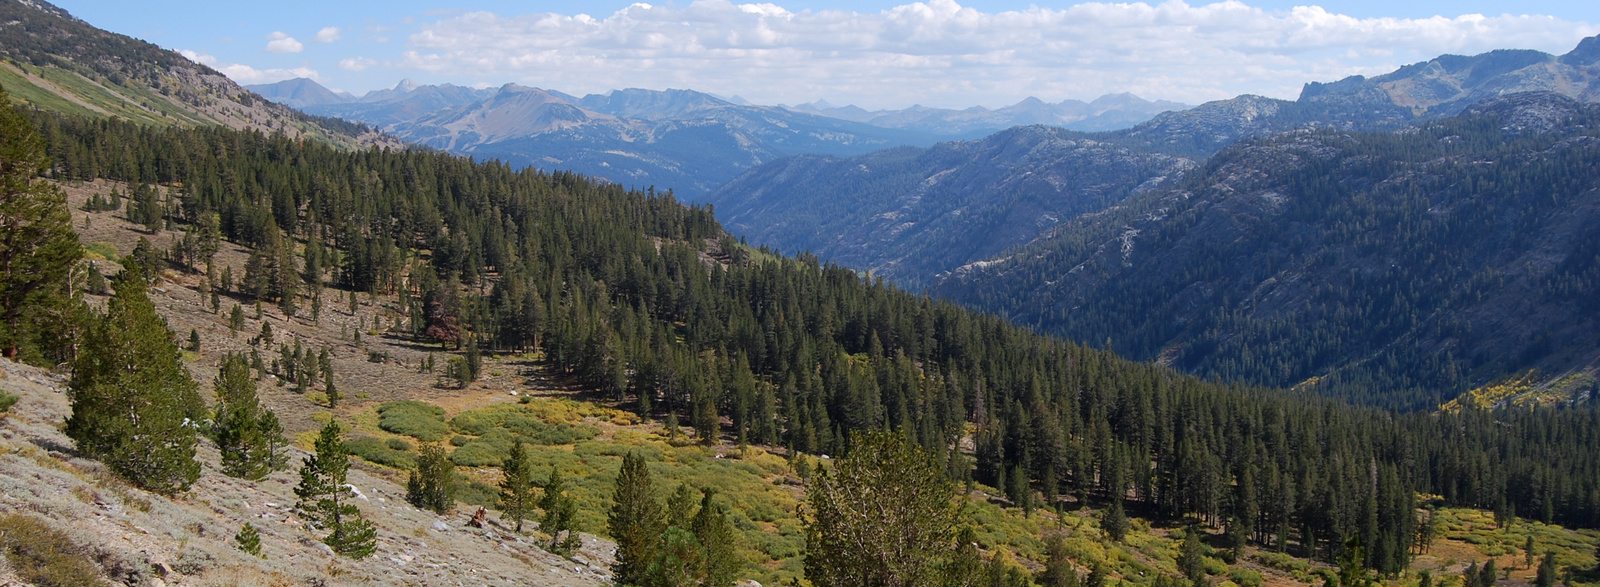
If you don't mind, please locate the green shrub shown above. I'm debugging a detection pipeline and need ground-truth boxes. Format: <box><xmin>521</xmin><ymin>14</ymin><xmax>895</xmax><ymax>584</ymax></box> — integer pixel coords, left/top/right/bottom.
<box><xmin>377</xmin><ymin>401</ymin><xmax>449</xmax><ymax>442</ymax></box>
<box><xmin>83</xmin><ymin>241</ymin><xmax>118</xmax><ymax>260</ymax></box>
<box><xmin>449</xmin><ymin>440</ymin><xmax>504</xmax><ymax>467</ymax></box>
<box><xmin>0</xmin><ymin>391</ymin><xmax>18</xmax><ymax>413</ymax></box>
<box><xmin>0</xmin><ymin>513</ymin><xmax>108</xmax><ymax>586</ymax></box>
<box><xmin>344</xmin><ymin>436</ymin><xmax>417</xmax><ymax>470</ymax></box>
<box><xmin>449</xmin><ymin>404</ymin><xmax>600</xmax><ymax>445</ymax></box>
<box><xmin>454</xmin><ymin>479</ymin><xmax>500</xmax><ymax>508</ymax></box>
<box><xmin>386</xmin><ymin>438</ymin><xmax>413</xmax><ymax>451</ymax></box>
<box><xmin>1229</xmin><ymin>567</ymin><xmax>1264</xmax><ymax>587</ymax></box>
<box><xmin>1252</xmin><ymin>552</ymin><xmax>1309</xmax><ymax>574</ymax></box>
<box><xmin>450</xmin><ymin>435</ymin><xmax>471</xmax><ymax>447</ymax></box>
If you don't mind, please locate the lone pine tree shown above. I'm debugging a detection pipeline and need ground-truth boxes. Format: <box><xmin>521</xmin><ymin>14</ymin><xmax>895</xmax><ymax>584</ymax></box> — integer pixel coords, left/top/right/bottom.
<box><xmin>499</xmin><ymin>439</ymin><xmax>538</xmax><ymax>532</ymax></box>
<box><xmin>609</xmin><ymin>451</ymin><xmax>666</xmax><ymax>585</ymax></box>
<box><xmin>407</xmin><ymin>442</ymin><xmax>456</xmax><ymax>514</ymax></box>
<box><xmin>213</xmin><ymin>353</ymin><xmax>285</xmax><ymax>480</ymax></box>
<box><xmin>539</xmin><ymin>468</ymin><xmax>581</xmax><ymax>555</ymax></box>
<box><xmin>65</xmin><ymin>265</ymin><xmax>203</xmax><ymax>495</ymax></box>
<box><xmin>295</xmin><ymin>420</ymin><xmax>377</xmax><ymax>559</ymax></box>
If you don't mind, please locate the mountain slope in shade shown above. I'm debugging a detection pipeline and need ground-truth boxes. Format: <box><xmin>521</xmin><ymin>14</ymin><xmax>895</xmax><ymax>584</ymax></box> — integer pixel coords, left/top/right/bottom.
<box><xmin>934</xmin><ymin>93</ymin><xmax>1600</xmax><ymax>410</ymax></box>
<box><xmin>707</xmin><ymin>125</ymin><xmax>1194</xmax><ymax>288</ymax></box>
<box><xmin>0</xmin><ymin>0</ymin><xmax>387</xmax><ymax>148</ymax></box>
<box><xmin>787</xmin><ymin>93</ymin><xmax>1191</xmax><ymax>135</ymax></box>
<box><xmin>243</xmin><ymin>77</ymin><xmax>349</xmax><ymax>109</ymax></box>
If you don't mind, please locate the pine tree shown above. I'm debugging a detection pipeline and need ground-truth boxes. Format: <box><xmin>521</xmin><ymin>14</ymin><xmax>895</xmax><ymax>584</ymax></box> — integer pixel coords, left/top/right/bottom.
<box><xmin>500</xmin><ymin>439</ymin><xmax>537</xmax><ymax>532</ymax></box>
<box><xmin>0</xmin><ymin>87</ymin><xmax>82</xmax><ymax>361</ymax></box>
<box><xmin>235</xmin><ymin>522</ymin><xmax>263</xmax><ymax>558</ymax></box>
<box><xmin>1103</xmin><ymin>498</ymin><xmax>1129</xmax><ymax>542</ymax></box>
<box><xmin>214</xmin><ymin>353</ymin><xmax>285</xmax><ymax>480</ymax></box>
<box><xmin>1536</xmin><ymin>553</ymin><xmax>1558</xmax><ymax>587</ymax></box>
<box><xmin>609</xmin><ymin>451</ymin><xmax>666</xmax><ymax>584</ymax></box>
<box><xmin>804</xmin><ymin>430</ymin><xmax>961</xmax><ymax>587</ymax></box>
<box><xmin>1178</xmin><ymin>526</ymin><xmax>1206</xmax><ymax>587</ymax></box>
<box><xmin>130</xmin><ymin>184</ymin><xmax>162</xmax><ymax>233</ymax></box>
<box><xmin>1087</xmin><ymin>563</ymin><xmax>1107</xmax><ymax>587</ymax></box>
<box><xmin>691</xmin><ymin>489</ymin><xmax>741</xmax><ymax>587</ymax></box>
<box><xmin>406</xmin><ymin>443</ymin><xmax>456</xmax><ymax>514</ymax></box>
<box><xmin>1525</xmin><ymin>536</ymin><xmax>1536</xmax><ymax>569</ymax></box>
<box><xmin>65</xmin><ymin>266</ymin><xmax>203</xmax><ymax>495</ymax></box>
<box><xmin>295</xmin><ymin>420</ymin><xmax>377</xmax><ymax>559</ymax></box>
<box><xmin>1037</xmin><ymin>535</ymin><xmax>1081</xmax><ymax>587</ymax></box>
<box><xmin>230</xmin><ymin>304</ymin><xmax>244</xmax><ymax>332</ymax></box>
<box><xmin>539</xmin><ymin>468</ymin><xmax>580</xmax><ymax>555</ymax></box>
<box><xmin>324</xmin><ymin>369</ymin><xmax>339</xmax><ymax>408</ymax></box>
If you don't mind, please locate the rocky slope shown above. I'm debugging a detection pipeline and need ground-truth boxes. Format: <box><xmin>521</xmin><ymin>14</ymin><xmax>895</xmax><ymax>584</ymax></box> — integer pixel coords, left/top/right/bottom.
<box><xmin>0</xmin><ymin>0</ymin><xmax>391</xmax><ymax>149</ymax></box>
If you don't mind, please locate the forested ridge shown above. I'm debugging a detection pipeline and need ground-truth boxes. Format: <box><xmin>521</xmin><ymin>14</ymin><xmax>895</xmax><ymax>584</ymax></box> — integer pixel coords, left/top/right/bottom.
<box><xmin>937</xmin><ymin>93</ymin><xmax>1600</xmax><ymax>411</ymax></box>
<box><xmin>17</xmin><ymin>103</ymin><xmax>1600</xmax><ymax>578</ymax></box>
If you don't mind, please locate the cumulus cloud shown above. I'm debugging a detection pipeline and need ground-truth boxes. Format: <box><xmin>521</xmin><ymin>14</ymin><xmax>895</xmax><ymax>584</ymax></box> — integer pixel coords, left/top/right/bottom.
<box><xmin>398</xmin><ymin>0</ymin><xmax>1599</xmax><ymax>108</ymax></box>
<box><xmin>339</xmin><ymin>57</ymin><xmax>378</xmax><ymax>71</ymax></box>
<box><xmin>264</xmin><ymin>31</ymin><xmax>304</xmax><ymax>54</ymax></box>
<box><xmin>315</xmin><ymin>27</ymin><xmax>342</xmax><ymax>43</ymax></box>
<box><xmin>182</xmin><ymin>49</ymin><xmax>318</xmax><ymax>84</ymax></box>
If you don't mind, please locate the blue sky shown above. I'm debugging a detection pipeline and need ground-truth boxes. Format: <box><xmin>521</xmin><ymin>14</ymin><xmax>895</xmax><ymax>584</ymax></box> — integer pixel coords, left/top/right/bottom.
<box><xmin>54</xmin><ymin>0</ymin><xmax>1600</xmax><ymax>109</ymax></box>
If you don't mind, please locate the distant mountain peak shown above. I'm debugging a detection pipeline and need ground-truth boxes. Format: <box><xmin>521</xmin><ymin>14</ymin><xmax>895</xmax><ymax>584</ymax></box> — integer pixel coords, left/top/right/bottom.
<box><xmin>396</xmin><ymin>78</ymin><xmax>422</xmax><ymax>92</ymax></box>
<box><xmin>1561</xmin><ymin>34</ymin><xmax>1600</xmax><ymax>67</ymax></box>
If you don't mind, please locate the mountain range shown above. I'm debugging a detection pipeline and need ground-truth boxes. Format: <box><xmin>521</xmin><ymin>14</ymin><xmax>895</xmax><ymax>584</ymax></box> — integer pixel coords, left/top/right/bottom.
<box><xmin>709</xmin><ymin>34</ymin><xmax>1600</xmax><ymax>408</ymax></box>
<box><xmin>784</xmin><ymin>93</ymin><xmax>1190</xmax><ymax>135</ymax></box>
<box><xmin>244</xmin><ymin>77</ymin><xmax>1190</xmax><ymax>198</ymax></box>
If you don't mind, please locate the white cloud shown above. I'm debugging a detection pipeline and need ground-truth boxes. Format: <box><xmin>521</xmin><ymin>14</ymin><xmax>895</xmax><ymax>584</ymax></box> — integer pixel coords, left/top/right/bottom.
<box><xmin>398</xmin><ymin>0</ymin><xmax>1599</xmax><ymax>108</ymax></box>
<box><xmin>315</xmin><ymin>27</ymin><xmax>342</xmax><ymax>43</ymax></box>
<box><xmin>181</xmin><ymin>49</ymin><xmax>318</xmax><ymax>84</ymax></box>
<box><xmin>264</xmin><ymin>31</ymin><xmax>304</xmax><ymax>54</ymax></box>
<box><xmin>339</xmin><ymin>57</ymin><xmax>379</xmax><ymax>71</ymax></box>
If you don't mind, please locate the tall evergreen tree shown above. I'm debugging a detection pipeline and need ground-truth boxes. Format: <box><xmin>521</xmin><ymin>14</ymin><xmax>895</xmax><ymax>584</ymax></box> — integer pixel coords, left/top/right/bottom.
<box><xmin>213</xmin><ymin>353</ymin><xmax>284</xmax><ymax>480</ymax></box>
<box><xmin>0</xmin><ymin>87</ymin><xmax>81</xmax><ymax>362</ymax></box>
<box><xmin>294</xmin><ymin>420</ymin><xmax>377</xmax><ymax>559</ymax></box>
<box><xmin>1038</xmin><ymin>535</ymin><xmax>1081</xmax><ymax>587</ymax></box>
<box><xmin>499</xmin><ymin>439</ymin><xmax>537</xmax><ymax>532</ymax></box>
<box><xmin>65</xmin><ymin>266</ymin><xmax>202</xmax><ymax>495</ymax></box>
<box><xmin>690</xmin><ymin>489</ymin><xmax>741</xmax><ymax>587</ymax></box>
<box><xmin>1177</xmin><ymin>526</ymin><xmax>1207</xmax><ymax>587</ymax></box>
<box><xmin>540</xmin><ymin>468</ymin><xmax>581</xmax><ymax>555</ymax></box>
<box><xmin>1536</xmin><ymin>553</ymin><xmax>1558</xmax><ymax>587</ymax></box>
<box><xmin>610</xmin><ymin>451</ymin><xmax>667</xmax><ymax>585</ymax></box>
<box><xmin>407</xmin><ymin>443</ymin><xmax>456</xmax><ymax>514</ymax></box>
<box><xmin>1103</xmin><ymin>498</ymin><xmax>1130</xmax><ymax>543</ymax></box>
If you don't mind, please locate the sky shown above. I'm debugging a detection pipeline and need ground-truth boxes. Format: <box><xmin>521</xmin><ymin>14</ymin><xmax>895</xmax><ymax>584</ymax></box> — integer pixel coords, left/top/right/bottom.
<box><xmin>53</xmin><ymin>0</ymin><xmax>1600</xmax><ymax>110</ymax></box>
